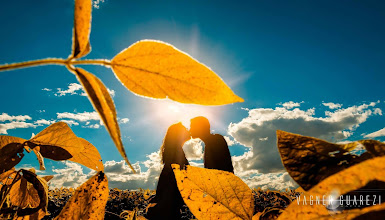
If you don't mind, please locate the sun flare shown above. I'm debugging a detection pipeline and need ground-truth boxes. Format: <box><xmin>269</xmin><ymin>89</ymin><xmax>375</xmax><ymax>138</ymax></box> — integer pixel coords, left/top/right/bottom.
<box><xmin>148</xmin><ymin>100</ymin><xmax>222</xmax><ymax>129</ymax></box>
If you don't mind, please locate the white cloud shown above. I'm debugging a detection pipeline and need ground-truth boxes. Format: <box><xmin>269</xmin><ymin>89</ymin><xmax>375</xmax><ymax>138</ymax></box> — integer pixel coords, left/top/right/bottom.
<box><xmin>42</xmin><ymin>88</ymin><xmax>51</xmax><ymax>92</ymax></box>
<box><xmin>83</xmin><ymin>124</ymin><xmax>100</xmax><ymax>129</ymax></box>
<box><xmin>93</xmin><ymin>0</ymin><xmax>105</xmax><ymax>9</ymax></box>
<box><xmin>242</xmin><ymin>172</ymin><xmax>298</xmax><ymax>191</ymax></box>
<box><xmin>35</xmin><ymin>119</ymin><xmax>55</xmax><ymax>126</ymax></box>
<box><xmin>57</xmin><ymin>111</ymin><xmax>100</xmax><ymax>122</ymax></box>
<box><xmin>50</xmin><ymin>152</ymin><xmax>162</xmax><ymax>190</ymax></box>
<box><xmin>364</xmin><ymin>127</ymin><xmax>385</xmax><ymax>138</ymax></box>
<box><xmin>50</xmin><ymin>162</ymin><xmax>94</xmax><ymax>188</ymax></box>
<box><xmin>52</xmin><ymin>83</ymin><xmax>115</xmax><ymax>97</ymax></box>
<box><xmin>0</xmin><ymin>121</ymin><xmax>36</xmax><ymax>134</ymax></box>
<box><xmin>224</xmin><ymin>136</ymin><xmax>236</xmax><ymax>146</ymax></box>
<box><xmin>228</xmin><ymin>102</ymin><xmax>382</xmax><ymax>174</ymax></box>
<box><xmin>56</xmin><ymin>83</ymin><xmax>83</xmax><ymax>97</ymax></box>
<box><xmin>58</xmin><ymin>120</ymin><xmax>79</xmax><ymax>126</ymax></box>
<box><xmin>119</xmin><ymin>118</ymin><xmax>129</xmax><ymax>124</ymax></box>
<box><xmin>183</xmin><ymin>139</ymin><xmax>204</xmax><ymax>161</ymax></box>
<box><xmin>322</xmin><ymin>102</ymin><xmax>342</xmax><ymax>109</ymax></box>
<box><xmin>280</xmin><ymin>101</ymin><xmax>303</xmax><ymax>109</ymax></box>
<box><xmin>0</xmin><ymin>113</ymin><xmax>31</xmax><ymax>122</ymax></box>
<box><xmin>104</xmin><ymin>152</ymin><xmax>162</xmax><ymax>190</ymax></box>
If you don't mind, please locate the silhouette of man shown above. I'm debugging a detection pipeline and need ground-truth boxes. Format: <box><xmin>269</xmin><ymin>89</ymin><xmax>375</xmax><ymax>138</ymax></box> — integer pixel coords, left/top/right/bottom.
<box><xmin>189</xmin><ymin>116</ymin><xmax>234</xmax><ymax>173</ymax></box>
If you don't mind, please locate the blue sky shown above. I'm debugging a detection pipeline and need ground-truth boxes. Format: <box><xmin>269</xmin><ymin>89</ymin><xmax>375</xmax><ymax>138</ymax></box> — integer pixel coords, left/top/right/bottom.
<box><xmin>1</xmin><ymin>0</ymin><xmax>385</xmax><ymax>190</ymax></box>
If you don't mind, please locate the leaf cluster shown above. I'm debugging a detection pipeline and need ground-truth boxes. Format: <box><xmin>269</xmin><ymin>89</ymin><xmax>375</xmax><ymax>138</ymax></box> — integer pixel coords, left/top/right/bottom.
<box><xmin>0</xmin><ymin>0</ymin><xmax>243</xmax><ymax>174</ymax></box>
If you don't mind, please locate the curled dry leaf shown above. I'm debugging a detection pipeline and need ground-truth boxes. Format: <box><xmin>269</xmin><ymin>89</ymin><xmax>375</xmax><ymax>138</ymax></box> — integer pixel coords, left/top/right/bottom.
<box><xmin>10</xmin><ymin>175</ymin><xmax>40</xmax><ymax>208</ymax></box>
<box><xmin>0</xmin><ymin>168</ymin><xmax>17</xmax><ymax>194</ymax></box>
<box><xmin>71</xmin><ymin>0</ymin><xmax>92</xmax><ymax>59</ymax></box>
<box><xmin>72</xmin><ymin>67</ymin><xmax>130</xmax><ymax>172</ymax></box>
<box><xmin>0</xmin><ymin>136</ymin><xmax>26</xmax><ymax>173</ymax></box>
<box><xmin>55</xmin><ymin>171</ymin><xmax>109</xmax><ymax>220</ymax></box>
<box><xmin>277</xmin><ymin>156</ymin><xmax>385</xmax><ymax>220</ymax></box>
<box><xmin>12</xmin><ymin>169</ymin><xmax>49</xmax><ymax>217</ymax></box>
<box><xmin>32</xmin><ymin>146</ymin><xmax>45</xmax><ymax>171</ymax></box>
<box><xmin>276</xmin><ymin>130</ymin><xmax>384</xmax><ymax>190</ymax></box>
<box><xmin>172</xmin><ymin>164</ymin><xmax>254</xmax><ymax>220</ymax></box>
<box><xmin>111</xmin><ymin>40</ymin><xmax>244</xmax><ymax>105</ymax></box>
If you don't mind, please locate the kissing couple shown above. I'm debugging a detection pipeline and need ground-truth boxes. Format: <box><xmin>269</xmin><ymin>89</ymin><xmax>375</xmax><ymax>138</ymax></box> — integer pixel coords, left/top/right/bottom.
<box><xmin>146</xmin><ymin>116</ymin><xmax>234</xmax><ymax>219</ymax></box>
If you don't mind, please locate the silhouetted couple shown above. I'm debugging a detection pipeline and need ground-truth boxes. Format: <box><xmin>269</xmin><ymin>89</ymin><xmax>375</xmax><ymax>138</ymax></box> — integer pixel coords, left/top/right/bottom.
<box><xmin>146</xmin><ymin>116</ymin><xmax>234</xmax><ymax>219</ymax></box>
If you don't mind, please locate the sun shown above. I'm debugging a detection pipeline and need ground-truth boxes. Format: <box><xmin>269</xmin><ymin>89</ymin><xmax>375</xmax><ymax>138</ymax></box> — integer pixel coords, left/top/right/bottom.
<box><xmin>147</xmin><ymin>99</ymin><xmax>222</xmax><ymax>129</ymax></box>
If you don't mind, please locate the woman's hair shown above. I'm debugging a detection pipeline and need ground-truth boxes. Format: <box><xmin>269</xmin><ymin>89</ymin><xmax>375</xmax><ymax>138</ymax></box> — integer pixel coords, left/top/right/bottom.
<box><xmin>160</xmin><ymin>122</ymin><xmax>189</xmax><ymax>165</ymax></box>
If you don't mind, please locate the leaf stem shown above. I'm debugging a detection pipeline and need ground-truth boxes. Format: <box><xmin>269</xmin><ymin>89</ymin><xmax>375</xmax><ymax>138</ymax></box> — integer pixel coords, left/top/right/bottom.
<box><xmin>72</xmin><ymin>59</ymin><xmax>111</xmax><ymax>67</ymax></box>
<box><xmin>0</xmin><ymin>58</ymin><xmax>111</xmax><ymax>72</ymax></box>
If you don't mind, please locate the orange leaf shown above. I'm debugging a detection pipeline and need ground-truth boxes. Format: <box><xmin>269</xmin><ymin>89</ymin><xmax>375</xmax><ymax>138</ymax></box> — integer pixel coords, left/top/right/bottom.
<box><xmin>172</xmin><ymin>165</ymin><xmax>254</xmax><ymax>220</ymax></box>
<box><xmin>111</xmin><ymin>40</ymin><xmax>244</xmax><ymax>105</ymax></box>
<box><xmin>0</xmin><ymin>136</ymin><xmax>26</xmax><ymax>173</ymax></box>
<box><xmin>276</xmin><ymin>130</ymin><xmax>383</xmax><ymax>190</ymax></box>
<box><xmin>55</xmin><ymin>172</ymin><xmax>109</xmax><ymax>219</ymax></box>
<box><xmin>72</xmin><ymin>67</ymin><xmax>132</xmax><ymax>172</ymax></box>
<box><xmin>71</xmin><ymin>0</ymin><xmax>92</xmax><ymax>59</ymax></box>
<box><xmin>30</xmin><ymin>122</ymin><xmax>104</xmax><ymax>171</ymax></box>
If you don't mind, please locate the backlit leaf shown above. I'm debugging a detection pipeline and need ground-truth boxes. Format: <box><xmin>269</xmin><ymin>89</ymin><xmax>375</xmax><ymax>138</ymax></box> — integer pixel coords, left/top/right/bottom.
<box><xmin>172</xmin><ymin>164</ymin><xmax>254</xmax><ymax>220</ymax></box>
<box><xmin>72</xmin><ymin>67</ymin><xmax>132</xmax><ymax>172</ymax></box>
<box><xmin>29</xmin><ymin>122</ymin><xmax>104</xmax><ymax>171</ymax></box>
<box><xmin>278</xmin><ymin>156</ymin><xmax>385</xmax><ymax>220</ymax></box>
<box><xmin>0</xmin><ymin>135</ymin><xmax>26</xmax><ymax>173</ymax></box>
<box><xmin>55</xmin><ymin>171</ymin><xmax>109</xmax><ymax>220</ymax></box>
<box><xmin>30</xmin><ymin>122</ymin><xmax>83</xmax><ymax>155</ymax></box>
<box><xmin>70</xmin><ymin>138</ymin><xmax>104</xmax><ymax>171</ymax></box>
<box><xmin>111</xmin><ymin>40</ymin><xmax>244</xmax><ymax>105</ymax></box>
<box><xmin>276</xmin><ymin>130</ymin><xmax>384</xmax><ymax>190</ymax></box>
<box><xmin>71</xmin><ymin>0</ymin><xmax>92</xmax><ymax>59</ymax></box>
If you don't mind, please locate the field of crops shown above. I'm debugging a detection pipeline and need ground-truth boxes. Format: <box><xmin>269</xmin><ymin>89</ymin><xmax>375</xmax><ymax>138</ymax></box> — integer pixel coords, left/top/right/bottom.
<box><xmin>42</xmin><ymin>187</ymin><xmax>300</xmax><ymax>219</ymax></box>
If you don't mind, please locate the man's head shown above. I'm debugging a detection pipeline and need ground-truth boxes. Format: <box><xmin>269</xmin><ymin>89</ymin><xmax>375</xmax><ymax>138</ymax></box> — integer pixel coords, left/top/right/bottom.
<box><xmin>190</xmin><ymin>116</ymin><xmax>210</xmax><ymax>139</ymax></box>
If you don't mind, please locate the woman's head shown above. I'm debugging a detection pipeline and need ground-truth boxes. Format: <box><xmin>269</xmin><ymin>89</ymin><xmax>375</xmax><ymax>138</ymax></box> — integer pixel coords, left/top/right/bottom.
<box><xmin>160</xmin><ymin>122</ymin><xmax>190</xmax><ymax>164</ymax></box>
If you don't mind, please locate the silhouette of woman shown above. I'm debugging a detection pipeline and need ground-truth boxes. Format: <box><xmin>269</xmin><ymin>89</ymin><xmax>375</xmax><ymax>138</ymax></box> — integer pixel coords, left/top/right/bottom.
<box><xmin>146</xmin><ymin>122</ymin><xmax>190</xmax><ymax>220</ymax></box>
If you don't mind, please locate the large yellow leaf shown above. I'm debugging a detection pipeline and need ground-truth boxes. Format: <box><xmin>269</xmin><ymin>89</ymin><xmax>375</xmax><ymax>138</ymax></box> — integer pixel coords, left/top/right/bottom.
<box><xmin>29</xmin><ymin>122</ymin><xmax>104</xmax><ymax>171</ymax></box>
<box><xmin>278</xmin><ymin>156</ymin><xmax>385</xmax><ymax>220</ymax></box>
<box><xmin>30</xmin><ymin>122</ymin><xmax>83</xmax><ymax>155</ymax></box>
<box><xmin>276</xmin><ymin>130</ymin><xmax>383</xmax><ymax>190</ymax></box>
<box><xmin>0</xmin><ymin>136</ymin><xmax>26</xmax><ymax>173</ymax></box>
<box><xmin>111</xmin><ymin>40</ymin><xmax>244</xmax><ymax>105</ymax></box>
<box><xmin>71</xmin><ymin>0</ymin><xmax>92</xmax><ymax>59</ymax></box>
<box><xmin>55</xmin><ymin>171</ymin><xmax>109</xmax><ymax>220</ymax></box>
<box><xmin>172</xmin><ymin>164</ymin><xmax>254</xmax><ymax>220</ymax></box>
<box><xmin>72</xmin><ymin>67</ymin><xmax>132</xmax><ymax>172</ymax></box>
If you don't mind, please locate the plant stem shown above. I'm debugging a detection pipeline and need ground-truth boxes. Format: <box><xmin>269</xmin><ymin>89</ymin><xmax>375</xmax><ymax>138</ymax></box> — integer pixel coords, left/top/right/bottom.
<box><xmin>72</xmin><ymin>59</ymin><xmax>111</xmax><ymax>66</ymax></box>
<box><xmin>0</xmin><ymin>58</ymin><xmax>111</xmax><ymax>72</ymax></box>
